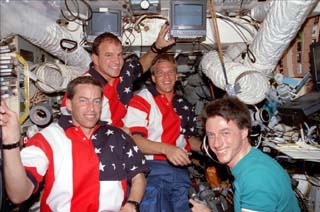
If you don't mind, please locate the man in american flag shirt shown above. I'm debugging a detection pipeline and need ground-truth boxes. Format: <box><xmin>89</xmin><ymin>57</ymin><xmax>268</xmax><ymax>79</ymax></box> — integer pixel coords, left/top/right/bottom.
<box><xmin>0</xmin><ymin>76</ymin><xmax>149</xmax><ymax>212</ymax></box>
<box><xmin>123</xmin><ymin>54</ymin><xmax>202</xmax><ymax>212</ymax></box>
<box><xmin>61</xmin><ymin>23</ymin><xmax>175</xmax><ymax>128</ymax></box>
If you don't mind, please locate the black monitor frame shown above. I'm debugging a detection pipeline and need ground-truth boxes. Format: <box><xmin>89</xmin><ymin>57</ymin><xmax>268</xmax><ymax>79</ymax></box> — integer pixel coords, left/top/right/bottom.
<box><xmin>310</xmin><ymin>41</ymin><xmax>320</xmax><ymax>91</ymax></box>
<box><xmin>170</xmin><ymin>0</ymin><xmax>207</xmax><ymax>39</ymax></box>
<box><xmin>87</xmin><ymin>7</ymin><xmax>122</xmax><ymax>42</ymax></box>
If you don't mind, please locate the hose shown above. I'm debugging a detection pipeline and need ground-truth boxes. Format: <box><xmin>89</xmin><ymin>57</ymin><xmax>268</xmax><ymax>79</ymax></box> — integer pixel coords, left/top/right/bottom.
<box><xmin>33</xmin><ymin>63</ymin><xmax>81</xmax><ymax>93</ymax></box>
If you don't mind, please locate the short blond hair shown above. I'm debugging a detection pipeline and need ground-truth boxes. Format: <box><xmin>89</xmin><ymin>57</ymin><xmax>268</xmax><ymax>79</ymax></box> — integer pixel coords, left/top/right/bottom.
<box><xmin>150</xmin><ymin>53</ymin><xmax>177</xmax><ymax>75</ymax></box>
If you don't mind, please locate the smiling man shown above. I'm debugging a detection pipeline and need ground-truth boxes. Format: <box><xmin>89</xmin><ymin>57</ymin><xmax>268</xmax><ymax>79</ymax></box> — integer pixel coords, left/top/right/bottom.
<box><xmin>123</xmin><ymin>53</ymin><xmax>202</xmax><ymax>212</ymax></box>
<box><xmin>60</xmin><ymin>24</ymin><xmax>175</xmax><ymax>128</ymax></box>
<box><xmin>1</xmin><ymin>76</ymin><xmax>148</xmax><ymax>212</ymax></box>
<box><xmin>189</xmin><ymin>96</ymin><xmax>300</xmax><ymax>212</ymax></box>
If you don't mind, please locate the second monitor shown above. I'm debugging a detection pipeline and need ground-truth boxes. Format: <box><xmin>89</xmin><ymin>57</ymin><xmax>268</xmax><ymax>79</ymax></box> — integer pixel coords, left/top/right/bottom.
<box><xmin>169</xmin><ymin>0</ymin><xmax>207</xmax><ymax>40</ymax></box>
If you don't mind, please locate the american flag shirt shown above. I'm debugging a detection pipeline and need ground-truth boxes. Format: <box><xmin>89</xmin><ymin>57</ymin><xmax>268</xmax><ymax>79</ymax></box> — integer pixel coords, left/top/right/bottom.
<box><xmin>61</xmin><ymin>55</ymin><xmax>143</xmax><ymax>127</ymax></box>
<box><xmin>21</xmin><ymin>115</ymin><xmax>149</xmax><ymax>212</ymax></box>
<box><xmin>123</xmin><ymin>84</ymin><xmax>197</xmax><ymax>161</ymax></box>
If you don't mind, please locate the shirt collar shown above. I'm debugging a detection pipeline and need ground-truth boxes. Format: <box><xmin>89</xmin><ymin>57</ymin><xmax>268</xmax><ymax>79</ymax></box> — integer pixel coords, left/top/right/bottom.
<box><xmin>146</xmin><ymin>84</ymin><xmax>159</xmax><ymax>96</ymax></box>
<box><xmin>88</xmin><ymin>63</ymin><xmax>108</xmax><ymax>85</ymax></box>
<box><xmin>58</xmin><ymin>115</ymin><xmax>107</xmax><ymax>130</ymax></box>
<box><xmin>146</xmin><ymin>84</ymin><xmax>176</xmax><ymax>100</ymax></box>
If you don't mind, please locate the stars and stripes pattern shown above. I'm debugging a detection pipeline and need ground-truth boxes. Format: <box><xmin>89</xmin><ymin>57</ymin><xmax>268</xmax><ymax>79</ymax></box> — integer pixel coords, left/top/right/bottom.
<box><xmin>60</xmin><ymin>54</ymin><xmax>142</xmax><ymax>127</ymax></box>
<box><xmin>124</xmin><ymin>84</ymin><xmax>197</xmax><ymax>161</ymax></box>
<box><xmin>172</xmin><ymin>96</ymin><xmax>197</xmax><ymax>138</ymax></box>
<box><xmin>21</xmin><ymin>115</ymin><xmax>148</xmax><ymax>212</ymax></box>
<box><xmin>62</xmin><ymin>117</ymin><xmax>149</xmax><ymax>181</ymax></box>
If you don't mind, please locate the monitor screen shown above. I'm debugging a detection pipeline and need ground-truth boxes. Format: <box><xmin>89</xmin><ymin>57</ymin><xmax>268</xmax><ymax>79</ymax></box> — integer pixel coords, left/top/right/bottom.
<box><xmin>87</xmin><ymin>8</ymin><xmax>121</xmax><ymax>42</ymax></box>
<box><xmin>174</xmin><ymin>4</ymin><xmax>203</xmax><ymax>26</ymax></box>
<box><xmin>310</xmin><ymin>42</ymin><xmax>320</xmax><ymax>91</ymax></box>
<box><xmin>170</xmin><ymin>0</ymin><xmax>207</xmax><ymax>39</ymax></box>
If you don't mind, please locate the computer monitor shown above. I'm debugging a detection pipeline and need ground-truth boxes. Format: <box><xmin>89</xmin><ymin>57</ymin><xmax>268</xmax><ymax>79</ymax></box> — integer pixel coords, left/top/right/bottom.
<box><xmin>87</xmin><ymin>7</ymin><xmax>122</xmax><ymax>42</ymax></box>
<box><xmin>310</xmin><ymin>42</ymin><xmax>320</xmax><ymax>91</ymax></box>
<box><xmin>277</xmin><ymin>92</ymin><xmax>320</xmax><ymax>125</ymax></box>
<box><xmin>170</xmin><ymin>0</ymin><xmax>207</xmax><ymax>40</ymax></box>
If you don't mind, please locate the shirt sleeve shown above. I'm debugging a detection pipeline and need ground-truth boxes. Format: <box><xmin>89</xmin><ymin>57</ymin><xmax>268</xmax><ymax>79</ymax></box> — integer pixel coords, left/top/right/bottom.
<box><xmin>173</xmin><ymin>97</ymin><xmax>197</xmax><ymax>137</ymax></box>
<box><xmin>118</xmin><ymin>54</ymin><xmax>143</xmax><ymax>106</ymax></box>
<box><xmin>21</xmin><ymin>133</ymin><xmax>50</xmax><ymax>193</ymax></box>
<box><xmin>123</xmin><ymin>94</ymin><xmax>151</xmax><ymax>137</ymax></box>
<box><xmin>185</xmin><ymin>104</ymin><xmax>197</xmax><ymax>137</ymax></box>
<box><xmin>123</xmin><ymin>54</ymin><xmax>143</xmax><ymax>82</ymax></box>
<box><xmin>237</xmin><ymin>168</ymin><xmax>278</xmax><ymax>212</ymax></box>
<box><xmin>118</xmin><ymin>131</ymin><xmax>149</xmax><ymax>181</ymax></box>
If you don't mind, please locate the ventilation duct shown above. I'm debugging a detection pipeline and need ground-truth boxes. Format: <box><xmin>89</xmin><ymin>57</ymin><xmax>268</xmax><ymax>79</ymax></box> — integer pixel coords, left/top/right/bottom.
<box><xmin>202</xmin><ymin>0</ymin><xmax>318</xmax><ymax>104</ymax></box>
<box><xmin>244</xmin><ymin>0</ymin><xmax>318</xmax><ymax>73</ymax></box>
<box><xmin>0</xmin><ymin>1</ymin><xmax>91</xmax><ymax>70</ymax></box>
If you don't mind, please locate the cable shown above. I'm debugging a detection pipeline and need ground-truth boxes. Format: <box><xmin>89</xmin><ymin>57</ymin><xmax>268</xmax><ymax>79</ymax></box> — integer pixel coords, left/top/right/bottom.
<box><xmin>216</xmin><ymin>13</ymin><xmax>256</xmax><ymax>40</ymax></box>
<box><xmin>214</xmin><ymin>14</ymin><xmax>257</xmax><ymax>63</ymax></box>
<box><xmin>294</xmin><ymin>186</ymin><xmax>309</xmax><ymax>212</ymax></box>
<box><xmin>33</xmin><ymin>63</ymin><xmax>81</xmax><ymax>93</ymax></box>
<box><xmin>223</xmin><ymin>27</ymin><xmax>255</xmax><ymax>63</ymax></box>
<box><xmin>30</xmin><ymin>91</ymin><xmax>47</xmax><ymax>106</ymax></box>
<box><xmin>219</xmin><ymin>18</ymin><xmax>249</xmax><ymax>43</ymax></box>
<box><xmin>63</xmin><ymin>0</ymin><xmax>79</xmax><ymax>22</ymax></box>
<box><xmin>253</xmin><ymin>133</ymin><xmax>263</xmax><ymax>148</ymax></box>
<box><xmin>122</xmin><ymin>27</ymin><xmax>136</xmax><ymax>52</ymax></box>
<box><xmin>239</xmin><ymin>0</ymin><xmax>244</xmax><ymax>11</ymax></box>
<box><xmin>199</xmin><ymin>43</ymin><xmax>215</xmax><ymax>51</ymax></box>
<box><xmin>202</xmin><ymin>136</ymin><xmax>224</xmax><ymax>165</ymax></box>
<box><xmin>61</xmin><ymin>0</ymin><xmax>92</xmax><ymax>22</ymax></box>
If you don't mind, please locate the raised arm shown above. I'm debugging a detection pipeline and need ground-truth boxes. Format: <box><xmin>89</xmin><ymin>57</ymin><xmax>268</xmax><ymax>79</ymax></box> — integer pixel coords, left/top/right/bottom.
<box><xmin>0</xmin><ymin>99</ymin><xmax>34</xmax><ymax>203</ymax></box>
<box><xmin>139</xmin><ymin>23</ymin><xmax>176</xmax><ymax>72</ymax></box>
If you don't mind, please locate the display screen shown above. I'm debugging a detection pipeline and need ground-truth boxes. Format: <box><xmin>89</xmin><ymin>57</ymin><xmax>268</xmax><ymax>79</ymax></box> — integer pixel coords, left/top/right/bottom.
<box><xmin>87</xmin><ymin>8</ymin><xmax>121</xmax><ymax>41</ymax></box>
<box><xmin>91</xmin><ymin>11</ymin><xmax>119</xmax><ymax>35</ymax></box>
<box><xmin>174</xmin><ymin>4</ymin><xmax>203</xmax><ymax>26</ymax></box>
<box><xmin>310</xmin><ymin>42</ymin><xmax>320</xmax><ymax>91</ymax></box>
<box><xmin>170</xmin><ymin>0</ymin><xmax>207</xmax><ymax>39</ymax></box>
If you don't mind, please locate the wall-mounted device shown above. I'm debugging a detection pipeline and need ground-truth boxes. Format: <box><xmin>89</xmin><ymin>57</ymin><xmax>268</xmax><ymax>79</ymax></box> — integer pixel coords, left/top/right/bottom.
<box><xmin>169</xmin><ymin>0</ymin><xmax>207</xmax><ymax>40</ymax></box>
<box><xmin>310</xmin><ymin>42</ymin><xmax>320</xmax><ymax>91</ymax></box>
<box><xmin>129</xmin><ymin>0</ymin><xmax>160</xmax><ymax>14</ymax></box>
<box><xmin>87</xmin><ymin>7</ymin><xmax>122</xmax><ymax>42</ymax></box>
<box><xmin>277</xmin><ymin>92</ymin><xmax>320</xmax><ymax>125</ymax></box>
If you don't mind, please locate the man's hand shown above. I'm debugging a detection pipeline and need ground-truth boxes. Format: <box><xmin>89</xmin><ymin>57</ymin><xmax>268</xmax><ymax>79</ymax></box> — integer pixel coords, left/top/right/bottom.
<box><xmin>120</xmin><ymin>202</ymin><xmax>136</xmax><ymax>212</ymax></box>
<box><xmin>154</xmin><ymin>23</ymin><xmax>175</xmax><ymax>50</ymax></box>
<box><xmin>189</xmin><ymin>198</ymin><xmax>211</xmax><ymax>212</ymax></box>
<box><xmin>0</xmin><ymin>98</ymin><xmax>21</xmax><ymax>144</ymax></box>
<box><xmin>164</xmin><ymin>144</ymin><xmax>191</xmax><ymax>166</ymax></box>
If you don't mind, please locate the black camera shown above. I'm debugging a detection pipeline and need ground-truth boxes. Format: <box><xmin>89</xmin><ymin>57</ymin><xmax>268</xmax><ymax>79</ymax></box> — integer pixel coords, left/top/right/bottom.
<box><xmin>189</xmin><ymin>182</ymin><xmax>232</xmax><ymax>212</ymax></box>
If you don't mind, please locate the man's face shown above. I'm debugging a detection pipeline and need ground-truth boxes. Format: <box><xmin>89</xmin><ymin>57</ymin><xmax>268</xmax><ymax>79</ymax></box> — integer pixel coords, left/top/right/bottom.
<box><xmin>205</xmin><ymin>116</ymin><xmax>248</xmax><ymax>168</ymax></box>
<box><xmin>151</xmin><ymin>61</ymin><xmax>177</xmax><ymax>95</ymax></box>
<box><xmin>66</xmin><ymin>84</ymin><xmax>102</xmax><ymax>135</ymax></box>
<box><xmin>92</xmin><ymin>40</ymin><xmax>124</xmax><ymax>83</ymax></box>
